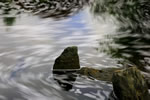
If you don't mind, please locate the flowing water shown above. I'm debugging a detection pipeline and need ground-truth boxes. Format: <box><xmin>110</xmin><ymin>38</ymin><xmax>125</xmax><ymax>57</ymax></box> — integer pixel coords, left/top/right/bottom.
<box><xmin>0</xmin><ymin>0</ymin><xmax>150</xmax><ymax>100</ymax></box>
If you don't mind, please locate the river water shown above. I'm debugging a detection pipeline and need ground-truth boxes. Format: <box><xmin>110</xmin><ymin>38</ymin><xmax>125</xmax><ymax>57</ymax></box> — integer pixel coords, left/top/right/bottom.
<box><xmin>0</xmin><ymin>0</ymin><xmax>150</xmax><ymax>100</ymax></box>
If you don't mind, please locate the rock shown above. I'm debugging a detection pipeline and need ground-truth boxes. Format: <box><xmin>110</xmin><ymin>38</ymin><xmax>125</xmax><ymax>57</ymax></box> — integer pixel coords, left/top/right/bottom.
<box><xmin>112</xmin><ymin>67</ymin><xmax>150</xmax><ymax>100</ymax></box>
<box><xmin>78</xmin><ymin>67</ymin><xmax>101</xmax><ymax>79</ymax></box>
<box><xmin>141</xmin><ymin>72</ymin><xmax>150</xmax><ymax>89</ymax></box>
<box><xmin>53</xmin><ymin>46</ymin><xmax>79</xmax><ymax>91</ymax></box>
<box><xmin>78</xmin><ymin>67</ymin><xmax>122</xmax><ymax>82</ymax></box>
<box><xmin>53</xmin><ymin>46</ymin><xmax>80</xmax><ymax>70</ymax></box>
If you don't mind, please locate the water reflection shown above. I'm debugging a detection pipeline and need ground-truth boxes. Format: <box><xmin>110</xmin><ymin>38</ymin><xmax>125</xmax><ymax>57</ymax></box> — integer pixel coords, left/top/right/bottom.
<box><xmin>0</xmin><ymin>0</ymin><xmax>115</xmax><ymax>100</ymax></box>
<box><xmin>91</xmin><ymin>0</ymin><xmax>150</xmax><ymax>71</ymax></box>
<box><xmin>3</xmin><ymin>17</ymin><xmax>16</xmax><ymax>26</ymax></box>
<box><xmin>53</xmin><ymin>71</ymin><xmax>77</xmax><ymax>91</ymax></box>
<box><xmin>0</xmin><ymin>0</ymin><xmax>91</xmax><ymax>19</ymax></box>
<box><xmin>0</xmin><ymin>0</ymin><xmax>150</xmax><ymax>100</ymax></box>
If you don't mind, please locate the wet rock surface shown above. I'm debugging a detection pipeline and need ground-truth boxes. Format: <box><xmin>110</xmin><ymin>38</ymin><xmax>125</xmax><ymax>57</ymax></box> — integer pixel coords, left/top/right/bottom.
<box><xmin>53</xmin><ymin>46</ymin><xmax>80</xmax><ymax>70</ymax></box>
<box><xmin>78</xmin><ymin>67</ymin><xmax>122</xmax><ymax>82</ymax></box>
<box><xmin>112</xmin><ymin>67</ymin><xmax>150</xmax><ymax>100</ymax></box>
<box><xmin>53</xmin><ymin>47</ymin><xmax>150</xmax><ymax>100</ymax></box>
<box><xmin>141</xmin><ymin>72</ymin><xmax>150</xmax><ymax>89</ymax></box>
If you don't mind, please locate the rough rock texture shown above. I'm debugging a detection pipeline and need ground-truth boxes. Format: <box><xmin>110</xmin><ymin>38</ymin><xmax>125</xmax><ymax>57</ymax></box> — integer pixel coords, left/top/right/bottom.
<box><xmin>141</xmin><ymin>72</ymin><xmax>150</xmax><ymax>89</ymax></box>
<box><xmin>112</xmin><ymin>67</ymin><xmax>150</xmax><ymax>100</ymax></box>
<box><xmin>53</xmin><ymin>46</ymin><xmax>80</xmax><ymax>69</ymax></box>
<box><xmin>78</xmin><ymin>67</ymin><xmax>122</xmax><ymax>82</ymax></box>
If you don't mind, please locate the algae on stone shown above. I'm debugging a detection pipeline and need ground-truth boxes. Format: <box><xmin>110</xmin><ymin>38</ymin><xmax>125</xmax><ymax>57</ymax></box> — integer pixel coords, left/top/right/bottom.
<box><xmin>78</xmin><ymin>67</ymin><xmax>101</xmax><ymax>79</ymax></box>
<box><xmin>53</xmin><ymin>46</ymin><xmax>80</xmax><ymax>70</ymax></box>
<box><xmin>112</xmin><ymin>67</ymin><xmax>150</xmax><ymax>100</ymax></box>
<box><xmin>78</xmin><ymin>67</ymin><xmax>122</xmax><ymax>82</ymax></box>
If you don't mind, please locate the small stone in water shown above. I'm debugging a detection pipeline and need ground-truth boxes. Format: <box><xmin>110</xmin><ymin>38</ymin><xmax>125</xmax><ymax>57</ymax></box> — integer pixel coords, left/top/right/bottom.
<box><xmin>53</xmin><ymin>46</ymin><xmax>80</xmax><ymax>70</ymax></box>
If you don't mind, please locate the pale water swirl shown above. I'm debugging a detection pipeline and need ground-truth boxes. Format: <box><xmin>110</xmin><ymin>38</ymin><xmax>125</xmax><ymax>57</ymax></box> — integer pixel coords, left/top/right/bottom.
<box><xmin>0</xmin><ymin>0</ymin><xmax>150</xmax><ymax>100</ymax></box>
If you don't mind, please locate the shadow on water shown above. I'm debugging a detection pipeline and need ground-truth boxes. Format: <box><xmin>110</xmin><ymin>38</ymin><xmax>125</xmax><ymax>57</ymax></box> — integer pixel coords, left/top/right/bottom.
<box><xmin>53</xmin><ymin>70</ymin><xmax>77</xmax><ymax>91</ymax></box>
<box><xmin>3</xmin><ymin>17</ymin><xmax>16</xmax><ymax>26</ymax></box>
<box><xmin>0</xmin><ymin>0</ymin><xmax>91</xmax><ymax>20</ymax></box>
<box><xmin>52</xmin><ymin>71</ymin><xmax>114</xmax><ymax>100</ymax></box>
<box><xmin>91</xmin><ymin>0</ymin><xmax>150</xmax><ymax>72</ymax></box>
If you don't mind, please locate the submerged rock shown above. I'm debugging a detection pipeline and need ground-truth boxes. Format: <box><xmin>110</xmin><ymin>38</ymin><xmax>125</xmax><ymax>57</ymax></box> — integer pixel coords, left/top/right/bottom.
<box><xmin>53</xmin><ymin>46</ymin><xmax>80</xmax><ymax>70</ymax></box>
<box><xmin>78</xmin><ymin>67</ymin><xmax>122</xmax><ymax>82</ymax></box>
<box><xmin>112</xmin><ymin>67</ymin><xmax>150</xmax><ymax>100</ymax></box>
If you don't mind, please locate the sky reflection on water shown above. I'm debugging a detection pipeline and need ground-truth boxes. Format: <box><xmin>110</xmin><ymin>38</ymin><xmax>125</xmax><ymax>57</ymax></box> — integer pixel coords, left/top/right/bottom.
<box><xmin>0</xmin><ymin>0</ymin><xmax>150</xmax><ymax>100</ymax></box>
<box><xmin>0</xmin><ymin>0</ymin><xmax>116</xmax><ymax>99</ymax></box>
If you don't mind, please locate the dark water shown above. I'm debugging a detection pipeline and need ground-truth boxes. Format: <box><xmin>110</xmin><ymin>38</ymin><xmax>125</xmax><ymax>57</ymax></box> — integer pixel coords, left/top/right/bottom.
<box><xmin>0</xmin><ymin>0</ymin><xmax>150</xmax><ymax>100</ymax></box>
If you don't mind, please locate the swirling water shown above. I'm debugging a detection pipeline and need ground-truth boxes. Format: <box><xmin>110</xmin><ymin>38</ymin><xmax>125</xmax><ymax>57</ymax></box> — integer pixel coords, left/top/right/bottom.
<box><xmin>0</xmin><ymin>0</ymin><xmax>150</xmax><ymax>100</ymax></box>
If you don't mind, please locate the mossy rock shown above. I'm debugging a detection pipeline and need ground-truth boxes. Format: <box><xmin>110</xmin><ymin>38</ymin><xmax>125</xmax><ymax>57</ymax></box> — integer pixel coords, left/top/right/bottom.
<box><xmin>78</xmin><ymin>67</ymin><xmax>122</xmax><ymax>82</ymax></box>
<box><xmin>78</xmin><ymin>67</ymin><xmax>101</xmax><ymax>79</ymax></box>
<box><xmin>112</xmin><ymin>67</ymin><xmax>150</xmax><ymax>100</ymax></box>
<box><xmin>53</xmin><ymin>46</ymin><xmax>80</xmax><ymax>70</ymax></box>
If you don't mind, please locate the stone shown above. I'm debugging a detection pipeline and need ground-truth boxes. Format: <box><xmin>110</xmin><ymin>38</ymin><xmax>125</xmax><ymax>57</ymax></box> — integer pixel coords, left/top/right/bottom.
<box><xmin>112</xmin><ymin>67</ymin><xmax>150</xmax><ymax>100</ymax></box>
<box><xmin>78</xmin><ymin>67</ymin><xmax>122</xmax><ymax>82</ymax></box>
<box><xmin>141</xmin><ymin>72</ymin><xmax>150</xmax><ymax>89</ymax></box>
<box><xmin>53</xmin><ymin>46</ymin><xmax>80</xmax><ymax>70</ymax></box>
<box><xmin>78</xmin><ymin>67</ymin><xmax>101</xmax><ymax>79</ymax></box>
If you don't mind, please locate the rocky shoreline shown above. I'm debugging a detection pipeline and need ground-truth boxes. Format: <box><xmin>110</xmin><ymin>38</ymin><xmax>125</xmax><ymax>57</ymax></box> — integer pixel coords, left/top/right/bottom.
<box><xmin>53</xmin><ymin>46</ymin><xmax>150</xmax><ymax>100</ymax></box>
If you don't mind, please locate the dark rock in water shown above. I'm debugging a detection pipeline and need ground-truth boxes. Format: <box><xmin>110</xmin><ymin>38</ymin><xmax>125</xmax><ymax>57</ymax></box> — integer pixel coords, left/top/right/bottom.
<box><xmin>53</xmin><ymin>69</ymin><xmax>78</xmax><ymax>75</ymax></box>
<box><xmin>112</xmin><ymin>67</ymin><xmax>150</xmax><ymax>100</ymax></box>
<box><xmin>53</xmin><ymin>46</ymin><xmax>80</xmax><ymax>70</ymax></box>
<box><xmin>78</xmin><ymin>67</ymin><xmax>122</xmax><ymax>82</ymax></box>
<box><xmin>53</xmin><ymin>46</ymin><xmax>79</xmax><ymax>91</ymax></box>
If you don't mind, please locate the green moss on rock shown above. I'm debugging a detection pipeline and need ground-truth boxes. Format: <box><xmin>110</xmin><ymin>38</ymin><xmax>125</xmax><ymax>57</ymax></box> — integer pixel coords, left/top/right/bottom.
<box><xmin>112</xmin><ymin>67</ymin><xmax>150</xmax><ymax>100</ymax></box>
<box><xmin>53</xmin><ymin>46</ymin><xmax>80</xmax><ymax>70</ymax></box>
<box><xmin>78</xmin><ymin>67</ymin><xmax>122</xmax><ymax>82</ymax></box>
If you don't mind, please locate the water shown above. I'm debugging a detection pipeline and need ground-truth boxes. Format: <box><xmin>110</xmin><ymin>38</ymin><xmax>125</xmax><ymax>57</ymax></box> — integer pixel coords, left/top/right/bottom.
<box><xmin>0</xmin><ymin>0</ymin><xmax>150</xmax><ymax>100</ymax></box>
